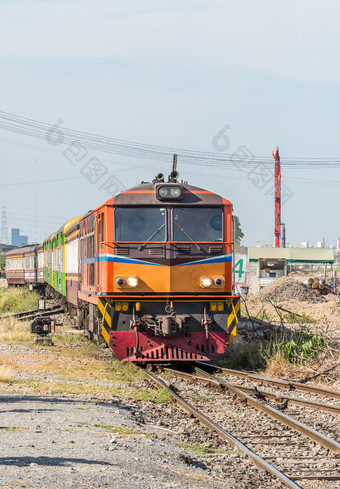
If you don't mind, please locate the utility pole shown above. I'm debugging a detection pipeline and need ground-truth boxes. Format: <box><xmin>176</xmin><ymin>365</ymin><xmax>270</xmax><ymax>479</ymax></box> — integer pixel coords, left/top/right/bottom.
<box><xmin>281</xmin><ymin>223</ymin><xmax>286</xmax><ymax>248</ymax></box>
<box><xmin>34</xmin><ymin>159</ymin><xmax>38</xmax><ymax>244</ymax></box>
<box><xmin>1</xmin><ymin>207</ymin><xmax>9</xmax><ymax>245</ymax></box>
<box><xmin>272</xmin><ymin>147</ymin><xmax>281</xmax><ymax>248</ymax></box>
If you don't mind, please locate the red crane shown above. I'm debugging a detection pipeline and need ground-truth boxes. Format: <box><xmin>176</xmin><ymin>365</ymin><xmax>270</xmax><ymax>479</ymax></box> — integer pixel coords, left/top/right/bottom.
<box><xmin>272</xmin><ymin>147</ymin><xmax>281</xmax><ymax>248</ymax></box>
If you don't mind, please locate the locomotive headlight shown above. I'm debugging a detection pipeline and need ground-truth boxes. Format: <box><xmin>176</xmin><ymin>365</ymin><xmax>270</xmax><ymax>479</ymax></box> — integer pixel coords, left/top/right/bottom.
<box><xmin>200</xmin><ymin>276</ymin><xmax>213</xmax><ymax>288</ymax></box>
<box><xmin>156</xmin><ymin>185</ymin><xmax>182</xmax><ymax>200</ymax></box>
<box><xmin>127</xmin><ymin>276</ymin><xmax>139</xmax><ymax>288</ymax></box>
<box><xmin>170</xmin><ymin>187</ymin><xmax>182</xmax><ymax>198</ymax></box>
<box><xmin>214</xmin><ymin>277</ymin><xmax>224</xmax><ymax>287</ymax></box>
<box><xmin>158</xmin><ymin>187</ymin><xmax>169</xmax><ymax>198</ymax></box>
<box><xmin>115</xmin><ymin>277</ymin><xmax>125</xmax><ymax>287</ymax></box>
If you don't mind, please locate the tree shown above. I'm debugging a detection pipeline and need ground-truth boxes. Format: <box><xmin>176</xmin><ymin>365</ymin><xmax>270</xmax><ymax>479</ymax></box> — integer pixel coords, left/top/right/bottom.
<box><xmin>0</xmin><ymin>246</ymin><xmax>5</xmax><ymax>277</ymax></box>
<box><xmin>234</xmin><ymin>215</ymin><xmax>244</xmax><ymax>250</ymax></box>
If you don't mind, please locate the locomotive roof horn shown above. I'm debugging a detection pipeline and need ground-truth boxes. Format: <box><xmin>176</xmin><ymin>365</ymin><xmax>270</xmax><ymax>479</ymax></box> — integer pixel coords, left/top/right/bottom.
<box><xmin>154</xmin><ymin>172</ymin><xmax>165</xmax><ymax>183</ymax></box>
<box><xmin>168</xmin><ymin>153</ymin><xmax>179</xmax><ymax>182</ymax></box>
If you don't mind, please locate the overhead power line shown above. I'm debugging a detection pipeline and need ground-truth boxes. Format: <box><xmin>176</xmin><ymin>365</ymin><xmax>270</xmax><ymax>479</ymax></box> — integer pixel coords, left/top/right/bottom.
<box><xmin>0</xmin><ymin>176</ymin><xmax>83</xmax><ymax>187</ymax></box>
<box><xmin>0</xmin><ymin>110</ymin><xmax>340</xmax><ymax>169</ymax></box>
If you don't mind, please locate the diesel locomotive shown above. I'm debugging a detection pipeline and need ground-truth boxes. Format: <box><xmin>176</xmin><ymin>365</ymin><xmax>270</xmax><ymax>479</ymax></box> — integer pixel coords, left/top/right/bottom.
<box><xmin>6</xmin><ymin>169</ymin><xmax>240</xmax><ymax>362</ymax></box>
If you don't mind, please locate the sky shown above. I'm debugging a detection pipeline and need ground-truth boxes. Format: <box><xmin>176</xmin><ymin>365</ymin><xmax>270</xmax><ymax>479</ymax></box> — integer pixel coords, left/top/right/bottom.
<box><xmin>0</xmin><ymin>0</ymin><xmax>340</xmax><ymax>246</ymax></box>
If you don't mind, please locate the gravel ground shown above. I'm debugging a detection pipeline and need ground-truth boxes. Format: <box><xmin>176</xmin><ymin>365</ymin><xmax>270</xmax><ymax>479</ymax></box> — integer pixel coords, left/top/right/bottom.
<box><xmin>1</xmin><ymin>345</ymin><xmax>329</xmax><ymax>489</ymax></box>
<box><xmin>0</xmin><ymin>339</ymin><xmax>288</xmax><ymax>489</ymax></box>
<box><xmin>0</xmin><ymin>391</ymin><xmax>238</xmax><ymax>489</ymax></box>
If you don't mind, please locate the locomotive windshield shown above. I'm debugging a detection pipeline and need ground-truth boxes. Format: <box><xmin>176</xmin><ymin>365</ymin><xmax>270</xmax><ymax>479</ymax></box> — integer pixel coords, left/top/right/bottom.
<box><xmin>173</xmin><ymin>207</ymin><xmax>223</xmax><ymax>242</ymax></box>
<box><xmin>115</xmin><ymin>207</ymin><xmax>166</xmax><ymax>242</ymax></box>
<box><xmin>114</xmin><ymin>207</ymin><xmax>223</xmax><ymax>242</ymax></box>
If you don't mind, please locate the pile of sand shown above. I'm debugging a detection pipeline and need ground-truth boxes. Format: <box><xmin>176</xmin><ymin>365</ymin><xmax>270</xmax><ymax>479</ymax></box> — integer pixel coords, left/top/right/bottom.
<box><xmin>258</xmin><ymin>275</ymin><xmax>325</xmax><ymax>303</ymax></box>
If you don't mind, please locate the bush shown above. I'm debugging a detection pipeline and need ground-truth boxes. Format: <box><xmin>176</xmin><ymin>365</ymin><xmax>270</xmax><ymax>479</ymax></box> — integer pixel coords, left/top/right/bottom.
<box><xmin>262</xmin><ymin>330</ymin><xmax>325</xmax><ymax>364</ymax></box>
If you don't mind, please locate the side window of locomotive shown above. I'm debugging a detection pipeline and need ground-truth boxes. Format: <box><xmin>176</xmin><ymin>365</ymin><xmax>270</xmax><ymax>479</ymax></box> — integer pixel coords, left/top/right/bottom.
<box><xmin>173</xmin><ymin>208</ymin><xmax>223</xmax><ymax>242</ymax></box>
<box><xmin>114</xmin><ymin>208</ymin><xmax>166</xmax><ymax>242</ymax></box>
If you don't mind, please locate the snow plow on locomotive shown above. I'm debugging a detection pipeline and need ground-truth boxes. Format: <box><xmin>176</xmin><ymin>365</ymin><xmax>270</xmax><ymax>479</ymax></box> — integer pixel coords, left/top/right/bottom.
<box><xmin>5</xmin><ymin>169</ymin><xmax>240</xmax><ymax>362</ymax></box>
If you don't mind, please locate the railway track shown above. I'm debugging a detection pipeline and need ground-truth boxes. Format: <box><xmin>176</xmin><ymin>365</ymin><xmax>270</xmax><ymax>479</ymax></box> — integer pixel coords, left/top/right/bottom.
<box><xmin>0</xmin><ymin>304</ymin><xmax>65</xmax><ymax>321</ymax></box>
<box><xmin>197</xmin><ymin>361</ymin><xmax>340</xmax><ymax>400</ymax></box>
<box><xmin>145</xmin><ymin>367</ymin><xmax>340</xmax><ymax>488</ymax></box>
<box><xmin>162</xmin><ymin>367</ymin><xmax>340</xmax><ymax>416</ymax></box>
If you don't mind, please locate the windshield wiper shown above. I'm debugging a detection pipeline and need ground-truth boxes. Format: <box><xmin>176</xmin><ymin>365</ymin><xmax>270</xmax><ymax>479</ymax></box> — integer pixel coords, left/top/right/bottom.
<box><xmin>174</xmin><ymin>222</ymin><xmax>201</xmax><ymax>251</ymax></box>
<box><xmin>138</xmin><ymin>224</ymin><xmax>165</xmax><ymax>251</ymax></box>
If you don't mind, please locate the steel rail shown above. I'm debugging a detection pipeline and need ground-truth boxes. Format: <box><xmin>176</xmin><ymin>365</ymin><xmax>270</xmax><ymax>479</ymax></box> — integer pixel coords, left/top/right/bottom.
<box><xmin>193</xmin><ymin>367</ymin><xmax>340</xmax><ymax>454</ymax></box>
<box><xmin>144</xmin><ymin>369</ymin><xmax>303</xmax><ymax>489</ymax></box>
<box><xmin>197</xmin><ymin>362</ymin><xmax>340</xmax><ymax>400</ymax></box>
<box><xmin>0</xmin><ymin>304</ymin><xmax>62</xmax><ymax>320</ymax></box>
<box><xmin>161</xmin><ymin>368</ymin><xmax>340</xmax><ymax>415</ymax></box>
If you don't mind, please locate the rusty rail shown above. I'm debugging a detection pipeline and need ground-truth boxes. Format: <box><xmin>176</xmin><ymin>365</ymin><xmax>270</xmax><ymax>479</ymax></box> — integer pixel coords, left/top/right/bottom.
<box><xmin>162</xmin><ymin>368</ymin><xmax>340</xmax><ymax>416</ymax></box>
<box><xmin>191</xmin><ymin>367</ymin><xmax>340</xmax><ymax>454</ymax></box>
<box><xmin>197</xmin><ymin>362</ymin><xmax>340</xmax><ymax>400</ymax></box>
<box><xmin>144</xmin><ymin>369</ymin><xmax>303</xmax><ymax>489</ymax></box>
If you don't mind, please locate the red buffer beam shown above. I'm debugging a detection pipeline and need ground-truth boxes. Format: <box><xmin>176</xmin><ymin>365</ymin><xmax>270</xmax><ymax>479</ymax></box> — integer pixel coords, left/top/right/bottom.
<box><xmin>272</xmin><ymin>147</ymin><xmax>281</xmax><ymax>248</ymax></box>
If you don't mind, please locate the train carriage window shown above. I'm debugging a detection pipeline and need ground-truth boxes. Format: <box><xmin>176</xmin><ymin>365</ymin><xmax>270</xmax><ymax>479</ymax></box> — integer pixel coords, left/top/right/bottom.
<box><xmin>80</xmin><ymin>219</ymin><xmax>96</xmax><ymax>287</ymax></box>
<box><xmin>115</xmin><ymin>207</ymin><xmax>166</xmax><ymax>242</ymax></box>
<box><xmin>173</xmin><ymin>207</ymin><xmax>223</xmax><ymax>242</ymax></box>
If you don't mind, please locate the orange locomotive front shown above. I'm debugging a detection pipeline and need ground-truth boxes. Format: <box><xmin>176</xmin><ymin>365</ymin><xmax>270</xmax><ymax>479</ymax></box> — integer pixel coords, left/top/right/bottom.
<box><xmin>78</xmin><ymin>170</ymin><xmax>240</xmax><ymax>362</ymax></box>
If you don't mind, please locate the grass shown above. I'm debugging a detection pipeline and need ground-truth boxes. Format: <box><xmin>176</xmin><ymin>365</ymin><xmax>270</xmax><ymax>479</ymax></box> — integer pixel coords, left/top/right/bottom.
<box><xmin>221</xmin><ymin>342</ymin><xmax>264</xmax><ymax>370</ymax></box>
<box><xmin>130</xmin><ymin>387</ymin><xmax>172</xmax><ymax>403</ymax></box>
<box><xmin>0</xmin><ymin>318</ymin><xmax>32</xmax><ymax>344</ymax></box>
<box><xmin>0</xmin><ymin>287</ymin><xmax>40</xmax><ymax>313</ymax></box>
<box><xmin>106</xmin><ymin>359</ymin><xmax>146</xmax><ymax>383</ymax></box>
<box><xmin>0</xmin><ymin>366</ymin><xmax>15</xmax><ymax>383</ymax></box>
<box><xmin>263</xmin><ymin>352</ymin><xmax>296</xmax><ymax>378</ymax></box>
<box><xmin>0</xmin><ymin>322</ymin><xmax>171</xmax><ymax>403</ymax></box>
<box><xmin>284</xmin><ymin>312</ymin><xmax>314</xmax><ymax>324</ymax></box>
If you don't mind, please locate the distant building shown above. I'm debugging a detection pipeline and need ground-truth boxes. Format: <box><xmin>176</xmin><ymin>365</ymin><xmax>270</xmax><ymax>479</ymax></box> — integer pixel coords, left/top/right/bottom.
<box><xmin>0</xmin><ymin>243</ymin><xmax>17</xmax><ymax>252</ymax></box>
<box><xmin>11</xmin><ymin>228</ymin><xmax>28</xmax><ymax>247</ymax></box>
<box><xmin>301</xmin><ymin>241</ymin><xmax>309</xmax><ymax>248</ymax></box>
<box><xmin>337</xmin><ymin>239</ymin><xmax>340</xmax><ymax>251</ymax></box>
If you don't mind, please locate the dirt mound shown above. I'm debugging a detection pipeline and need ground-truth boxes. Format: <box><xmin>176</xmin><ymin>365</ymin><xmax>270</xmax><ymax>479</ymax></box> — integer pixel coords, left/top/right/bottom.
<box><xmin>259</xmin><ymin>275</ymin><xmax>325</xmax><ymax>303</ymax></box>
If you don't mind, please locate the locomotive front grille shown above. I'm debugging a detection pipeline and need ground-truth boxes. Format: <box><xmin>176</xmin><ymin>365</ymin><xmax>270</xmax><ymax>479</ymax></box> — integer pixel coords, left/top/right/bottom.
<box><xmin>148</xmin><ymin>246</ymin><xmax>165</xmax><ymax>256</ymax></box>
<box><xmin>209</xmin><ymin>245</ymin><xmax>224</xmax><ymax>255</ymax></box>
<box><xmin>176</xmin><ymin>245</ymin><xmax>191</xmax><ymax>255</ymax></box>
<box><xmin>139</xmin><ymin>346</ymin><xmax>197</xmax><ymax>361</ymax></box>
<box><xmin>115</xmin><ymin>247</ymin><xmax>130</xmax><ymax>256</ymax></box>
